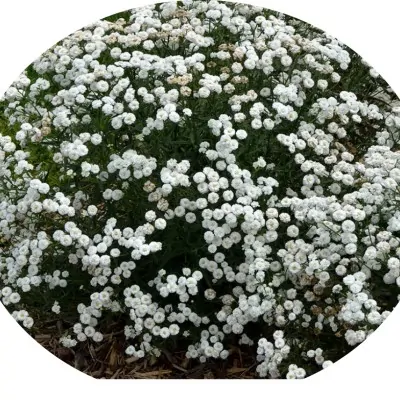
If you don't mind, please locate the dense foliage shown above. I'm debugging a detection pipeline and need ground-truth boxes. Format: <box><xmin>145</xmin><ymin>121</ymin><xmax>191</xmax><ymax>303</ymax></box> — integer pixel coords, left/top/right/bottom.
<box><xmin>1</xmin><ymin>0</ymin><xmax>400</xmax><ymax>378</ymax></box>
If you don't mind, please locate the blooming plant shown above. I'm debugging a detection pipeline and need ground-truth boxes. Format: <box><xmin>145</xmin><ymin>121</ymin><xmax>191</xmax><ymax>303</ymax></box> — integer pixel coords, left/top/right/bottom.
<box><xmin>1</xmin><ymin>0</ymin><xmax>400</xmax><ymax>379</ymax></box>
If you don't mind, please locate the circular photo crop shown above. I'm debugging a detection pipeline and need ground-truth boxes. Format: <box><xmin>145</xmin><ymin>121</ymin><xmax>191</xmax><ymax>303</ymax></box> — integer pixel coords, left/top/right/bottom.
<box><xmin>1</xmin><ymin>0</ymin><xmax>399</xmax><ymax>379</ymax></box>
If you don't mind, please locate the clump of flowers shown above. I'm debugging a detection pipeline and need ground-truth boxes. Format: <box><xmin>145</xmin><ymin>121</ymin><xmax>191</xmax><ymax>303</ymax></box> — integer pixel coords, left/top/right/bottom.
<box><xmin>1</xmin><ymin>0</ymin><xmax>400</xmax><ymax>378</ymax></box>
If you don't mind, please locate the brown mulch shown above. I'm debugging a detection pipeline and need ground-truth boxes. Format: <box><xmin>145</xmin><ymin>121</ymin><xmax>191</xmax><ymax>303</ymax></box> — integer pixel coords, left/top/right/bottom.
<box><xmin>33</xmin><ymin>320</ymin><xmax>258</xmax><ymax>379</ymax></box>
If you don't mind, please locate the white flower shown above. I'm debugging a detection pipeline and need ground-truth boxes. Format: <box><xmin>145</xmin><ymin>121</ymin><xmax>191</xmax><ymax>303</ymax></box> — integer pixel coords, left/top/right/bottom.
<box><xmin>169</xmin><ymin>324</ymin><xmax>180</xmax><ymax>335</ymax></box>
<box><xmin>31</xmin><ymin>202</ymin><xmax>43</xmax><ymax>213</ymax></box>
<box><xmin>154</xmin><ymin>218</ymin><xmax>166</xmax><ymax>230</ymax></box>
<box><xmin>160</xmin><ymin>327</ymin><xmax>170</xmax><ymax>339</ymax></box>
<box><xmin>87</xmin><ymin>205</ymin><xmax>98</xmax><ymax>216</ymax></box>
<box><xmin>145</xmin><ymin>210</ymin><xmax>157</xmax><ymax>222</ymax></box>
<box><xmin>198</xmin><ymin>87</ymin><xmax>211</xmax><ymax>98</ymax></box>
<box><xmin>287</xmin><ymin>225</ymin><xmax>299</xmax><ymax>238</ymax></box>
<box><xmin>92</xmin><ymin>332</ymin><xmax>103</xmax><ymax>342</ymax></box>
<box><xmin>52</xmin><ymin>301</ymin><xmax>61</xmax><ymax>314</ymax></box>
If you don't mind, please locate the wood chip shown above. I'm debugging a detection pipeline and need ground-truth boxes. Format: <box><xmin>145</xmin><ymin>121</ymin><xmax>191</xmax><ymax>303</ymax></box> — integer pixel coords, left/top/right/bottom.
<box><xmin>110</xmin><ymin>368</ymin><xmax>122</xmax><ymax>379</ymax></box>
<box><xmin>107</xmin><ymin>345</ymin><xmax>118</xmax><ymax>369</ymax></box>
<box><xmin>35</xmin><ymin>334</ymin><xmax>52</xmax><ymax>340</ymax></box>
<box><xmin>56</xmin><ymin>347</ymin><xmax>73</xmax><ymax>360</ymax></box>
<box><xmin>74</xmin><ymin>352</ymin><xmax>88</xmax><ymax>370</ymax></box>
<box><xmin>181</xmin><ymin>357</ymin><xmax>190</xmax><ymax>369</ymax></box>
<box><xmin>186</xmin><ymin>363</ymin><xmax>206</xmax><ymax>379</ymax></box>
<box><xmin>125</xmin><ymin>356</ymin><xmax>139</xmax><ymax>364</ymax></box>
<box><xmin>162</xmin><ymin>349</ymin><xmax>177</xmax><ymax>364</ymax></box>
<box><xmin>56</xmin><ymin>320</ymin><xmax>63</xmax><ymax>335</ymax></box>
<box><xmin>133</xmin><ymin>370</ymin><xmax>172</xmax><ymax>378</ymax></box>
<box><xmin>172</xmin><ymin>364</ymin><xmax>187</xmax><ymax>373</ymax></box>
<box><xmin>149</xmin><ymin>354</ymin><xmax>158</xmax><ymax>366</ymax></box>
<box><xmin>90</xmin><ymin>369</ymin><xmax>105</xmax><ymax>378</ymax></box>
<box><xmin>227</xmin><ymin>367</ymin><xmax>247</xmax><ymax>374</ymax></box>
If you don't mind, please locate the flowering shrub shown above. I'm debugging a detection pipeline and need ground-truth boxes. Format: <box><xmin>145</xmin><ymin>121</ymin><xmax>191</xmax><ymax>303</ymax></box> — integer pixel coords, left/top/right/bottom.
<box><xmin>1</xmin><ymin>0</ymin><xmax>400</xmax><ymax>379</ymax></box>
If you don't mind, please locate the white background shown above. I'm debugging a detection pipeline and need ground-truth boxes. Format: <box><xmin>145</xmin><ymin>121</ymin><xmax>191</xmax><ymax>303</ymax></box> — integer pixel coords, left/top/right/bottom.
<box><xmin>0</xmin><ymin>0</ymin><xmax>399</xmax><ymax>398</ymax></box>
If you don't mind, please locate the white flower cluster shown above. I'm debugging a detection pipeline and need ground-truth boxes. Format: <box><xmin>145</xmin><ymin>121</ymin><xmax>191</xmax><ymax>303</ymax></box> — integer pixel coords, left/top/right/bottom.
<box><xmin>256</xmin><ymin>332</ymin><xmax>291</xmax><ymax>378</ymax></box>
<box><xmin>1</xmin><ymin>0</ymin><xmax>400</xmax><ymax>379</ymax></box>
